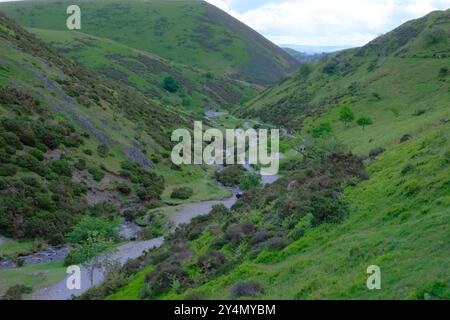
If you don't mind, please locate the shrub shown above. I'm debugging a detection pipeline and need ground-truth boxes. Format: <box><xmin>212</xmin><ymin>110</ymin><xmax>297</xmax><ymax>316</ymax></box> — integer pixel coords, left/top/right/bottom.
<box><xmin>215</xmin><ymin>165</ymin><xmax>246</xmax><ymax>187</ymax></box>
<box><xmin>0</xmin><ymin>164</ymin><xmax>18</xmax><ymax>177</ymax></box>
<box><xmin>1</xmin><ymin>132</ymin><xmax>23</xmax><ymax>150</ymax></box>
<box><xmin>97</xmin><ymin>144</ymin><xmax>109</xmax><ymax>158</ymax></box>
<box><xmin>170</xmin><ymin>187</ymin><xmax>193</xmax><ymax>200</ymax></box>
<box><xmin>2</xmin><ymin>285</ymin><xmax>32</xmax><ymax>300</ymax></box>
<box><xmin>66</xmin><ymin>216</ymin><xmax>120</xmax><ymax>244</ymax></box>
<box><xmin>29</xmin><ymin>148</ymin><xmax>44</xmax><ymax>161</ymax></box>
<box><xmin>357</xmin><ymin>116</ymin><xmax>373</xmax><ymax>130</ymax></box>
<box><xmin>49</xmin><ymin>159</ymin><xmax>72</xmax><ymax>177</ymax></box>
<box><xmin>230</xmin><ymin>282</ymin><xmax>264</xmax><ymax>298</ymax></box>
<box><xmin>312</xmin><ymin>122</ymin><xmax>332</xmax><ymax>138</ymax></box>
<box><xmin>197</xmin><ymin>251</ymin><xmax>226</xmax><ymax>275</ymax></box>
<box><xmin>323</xmin><ymin>59</ymin><xmax>339</xmax><ymax>75</ymax></box>
<box><xmin>144</xmin><ymin>263</ymin><xmax>191</xmax><ymax>296</ymax></box>
<box><xmin>239</xmin><ymin>174</ymin><xmax>261</xmax><ymax>191</ymax></box>
<box><xmin>117</xmin><ymin>183</ymin><xmax>132</xmax><ymax>195</ymax></box>
<box><xmin>439</xmin><ymin>67</ymin><xmax>448</xmax><ymax>78</ymax></box>
<box><xmin>88</xmin><ymin>167</ymin><xmax>104</xmax><ymax>182</ymax></box>
<box><xmin>163</xmin><ymin>76</ymin><xmax>180</xmax><ymax>93</ymax></box>
<box><xmin>74</xmin><ymin>159</ymin><xmax>87</xmax><ymax>171</ymax></box>
<box><xmin>339</xmin><ymin>106</ymin><xmax>355</xmax><ymax>127</ymax></box>
<box><xmin>15</xmin><ymin>154</ymin><xmax>47</xmax><ymax>176</ymax></box>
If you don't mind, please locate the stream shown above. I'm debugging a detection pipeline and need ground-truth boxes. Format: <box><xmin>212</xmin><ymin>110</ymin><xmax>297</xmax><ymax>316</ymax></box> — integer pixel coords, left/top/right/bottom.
<box><xmin>28</xmin><ymin>167</ymin><xmax>278</xmax><ymax>300</ymax></box>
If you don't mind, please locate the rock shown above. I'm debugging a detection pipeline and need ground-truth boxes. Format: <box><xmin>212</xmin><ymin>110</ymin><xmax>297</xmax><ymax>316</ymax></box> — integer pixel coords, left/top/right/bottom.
<box><xmin>369</xmin><ymin>147</ymin><xmax>385</xmax><ymax>159</ymax></box>
<box><xmin>400</xmin><ymin>134</ymin><xmax>413</xmax><ymax>143</ymax></box>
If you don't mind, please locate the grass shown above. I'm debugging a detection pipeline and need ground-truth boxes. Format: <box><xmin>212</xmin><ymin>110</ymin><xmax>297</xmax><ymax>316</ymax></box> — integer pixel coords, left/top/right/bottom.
<box><xmin>170</xmin><ymin>125</ymin><xmax>449</xmax><ymax>300</ymax></box>
<box><xmin>0</xmin><ymin>0</ymin><xmax>297</xmax><ymax>85</ymax></box>
<box><xmin>0</xmin><ymin>262</ymin><xmax>66</xmax><ymax>297</ymax></box>
<box><xmin>0</xmin><ymin>237</ymin><xmax>34</xmax><ymax>258</ymax></box>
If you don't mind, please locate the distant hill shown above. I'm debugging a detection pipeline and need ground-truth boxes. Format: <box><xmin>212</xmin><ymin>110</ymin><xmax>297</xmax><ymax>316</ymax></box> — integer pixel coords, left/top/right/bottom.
<box><xmin>282</xmin><ymin>47</ymin><xmax>329</xmax><ymax>64</ymax></box>
<box><xmin>281</xmin><ymin>44</ymin><xmax>353</xmax><ymax>54</ymax></box>
<box><xmin>0</xmin><ymin>0</ymin><xmax>299</xmax><ymax>86</ymax></box>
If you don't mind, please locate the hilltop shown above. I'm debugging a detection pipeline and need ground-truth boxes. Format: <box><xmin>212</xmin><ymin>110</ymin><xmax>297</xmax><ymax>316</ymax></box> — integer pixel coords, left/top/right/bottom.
<box><xmin>0</xmin><ymin>0</ymin><xmax>299</xmax><ymax>86</ymax></box>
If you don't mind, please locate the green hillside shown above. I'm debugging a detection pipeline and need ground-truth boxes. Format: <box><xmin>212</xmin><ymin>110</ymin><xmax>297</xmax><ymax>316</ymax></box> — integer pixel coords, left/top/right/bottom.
<box><xmin>27</xmin><ymin>28</ymin><xmax>258</xmax><ymax>113</ymax></box>
<box><xmin>0</xmin><ymin>12</ymin><xmax>230</xmax><ymax>295</ymax></box>
<box><xmin>242</xmin><ymin>10</ymin><xmax>450</xmax><ymax>154</ymax></box>
<box><xmin>85</xmin><ymin>10</ymin><xmax>449</xmax><ymax>301</ymax></box>
<box><xmin>0</xmin><ymin>0</ymin><xmax>299</xmax><ymax>86</ymax></box>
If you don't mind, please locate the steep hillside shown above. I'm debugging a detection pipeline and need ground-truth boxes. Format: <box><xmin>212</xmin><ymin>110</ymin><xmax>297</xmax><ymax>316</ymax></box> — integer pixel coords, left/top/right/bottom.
<box><xmin>0</xmin><ymin>0</ymin><xmax>299</xmax><ymax>86</ymax></box>
<box><xmin>27</xmin><ymin>28</ymin><xmax>258</xmax><ymax>112</ymax></box>
<box><xmin>0</xmin><ymin>12</ymin><xmax>228</xmax><ymax>253</ymax></box>
<box><xmin>242</xmin><ymin>9</ymin><xmax>450</xmax><ymax>155</ymax></box>
<box><xmin>81</xmin><ymin>11</ymin><xmax>449</xmax><ymax>301</ymax></box>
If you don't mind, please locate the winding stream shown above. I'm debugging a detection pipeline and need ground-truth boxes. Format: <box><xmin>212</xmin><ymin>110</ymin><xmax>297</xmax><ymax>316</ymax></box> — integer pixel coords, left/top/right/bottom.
<box><xmin>29</xmin><ymin>185</ymin><xmax>245</xmax><ymax>300</ymax></box>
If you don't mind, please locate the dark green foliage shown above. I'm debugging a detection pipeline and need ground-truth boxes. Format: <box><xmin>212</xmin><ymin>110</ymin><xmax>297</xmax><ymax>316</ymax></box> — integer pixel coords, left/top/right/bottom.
<box><xmin>170</xmin><ymin>187</ymin><xmax>193</xmax><ymax>200</ymax></box>
<box><xmin>439</xmin><ymin>66</ymin><xmax>448</xmax><ymax>77</ymax></box>
<box><xmin>97</xmin><ymin>143</ymin><xmax>109</xmax><ymax>158</ymax></box>
<box><xmin>15</xmin><ymin>154</ymin><xmax>47</xmax><ymax>176</ymax></box>
<box><xmin>163</xmin><ymin>76</ymin><xmax>180</xmax><ymax>93</ymax></box>
<box><xmin>357</xmin><ymin>116</ymin><xmax>373</xmax><ymax>130</ymax></box>
<box><xmin>339</xmin><ymin>106</ymin><xmax>355</xmax><ymax>126</ymax></box>
<box><xmin>312</xmin><ymin>122</ymin><xmax>332</xmax><ymax>138</ymax></box>
<box><xmin>49</xmin><ymin>159</ymin><xmax>72</xmax><ymax>177</ymax></box>
<box><xmin>29</xmin><ymin>148</ymin><xmax>44</xmax><ymax>161</ymax></box>
<box><xmin>1</xmin><ymin>285</ymin><xmax>32</xmax><ymax>300</ymax></box>
<box><xmin>215</xmin><ymin>165</ymin><xmax>246</xmax><ymax>187</ymax></box>
<box><xmin>239</xmin><ymin>174</ymin><xmax>261</xmax><ymax>191</ymax></box>
<box><xmin>117</xmin><ymin>183</ymin><xmax>132</xmax><ymax>195</ymax></box>
<box><xmin>66</xmin><ymin>216</ymin><xmax>120</xmax><ymax>244</ymax></box>
<box><xmin>88</xmin><ymin>167</ymin><xmax>105</xmax><ymax>182</ymax></box>
<box><xmin>0</xmin><ymin>163</ymin><xmax>18</xmax><ymax>176</ymax></box>
<box><xmin>323</xmin><ymin>59</ymin><xmax>339</xmax><ymax>75</ymax></box>
<box><xmin>143</xmin><ymin>262</ymin><xmax>192</xmax><ymax>297</ymax></box>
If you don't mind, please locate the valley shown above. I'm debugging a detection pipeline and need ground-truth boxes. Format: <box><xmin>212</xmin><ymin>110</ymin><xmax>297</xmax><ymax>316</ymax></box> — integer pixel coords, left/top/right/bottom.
<box><xmin>0</xmin><ymin>0</ymin><xmax>448</xmax><ymax>301</ymax></box>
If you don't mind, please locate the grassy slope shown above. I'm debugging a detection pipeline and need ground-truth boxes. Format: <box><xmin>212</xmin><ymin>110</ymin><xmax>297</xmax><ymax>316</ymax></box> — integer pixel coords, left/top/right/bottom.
<box><xmin>0</xmin><ymin>0</ymin><xmax>298</xmax><ymax>86</ymax></box>
<box><xmin>110</xmin><ymin>11</ymin><xmax>450</xmax><ymax>300</ymax></box>
<box><xmin>0</xmin><ymin>13</ymin><xmax>228</xmax><ymax>294</ymax></box>
<box><xmin>242</xmin><ymin>10</ymin><xmax>450</xmax><ymax>153</ymax></box>
<box><xmin>29</xmin><ymin>28</ymin><xmax>258</xmax><ymax>112</ymax></box>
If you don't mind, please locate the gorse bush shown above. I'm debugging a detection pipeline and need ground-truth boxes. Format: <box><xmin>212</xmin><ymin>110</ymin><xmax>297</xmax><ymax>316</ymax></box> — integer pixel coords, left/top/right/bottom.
<box><xmin>170</xmin><ymin>187</ymin><xmax>194</xmax><ymax>200</ymax></box>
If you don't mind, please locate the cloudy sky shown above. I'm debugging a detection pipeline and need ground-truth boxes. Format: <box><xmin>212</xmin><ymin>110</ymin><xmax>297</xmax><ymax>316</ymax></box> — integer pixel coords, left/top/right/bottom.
<box><xmin>206</xmin><ymin>0</ymin><xmax>450</xmax><ymax>46</ymax></box>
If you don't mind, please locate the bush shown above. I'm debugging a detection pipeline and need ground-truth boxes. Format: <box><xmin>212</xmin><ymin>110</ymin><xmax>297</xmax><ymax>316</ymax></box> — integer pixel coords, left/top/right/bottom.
<box><xmin>1</xmin><ymin>132</ymin><xmax>23</xmax><ymax>150</ymax></box>
<box><xmin>439</xmin><ymin>67</ymin><xmax>448</xmax><ymax>78</ymax></box>
<box><xmin>357</xmin><ymin>116</ymin><xmax>373</xmax><ymax>130</ymax></box>
<box><xmin>2</xmin><ymin>285</ymin><xmax>32</xmax><ymax>300</ymax></box>
<box><xmin>88</xmin><ymin>167</ymin><xmax>104</xmax><ymax>182</ymax></box>
<box><xmin>29</xmin><ymin>148</ymin><xmax>44</xmax><ymax>161</ymax></box>
<box><xmin>117</xmin><ymin>183</ymin><xmax>132</xmax><ymax>195</ymax></box>
<box><xmin>97</xmin><ymin>144</ymin><xmax>109</xmax><ymax>158</ymax></box>
<box><xmin>66</xmin><ymin>216</ymin><xmax>120</xmax><ymax>244</ymax></box>
<box><xmin>15</xmin><ymin>154</ymin><xmax>47</xmax><ymax>176</ymax></box>
<box><xmin>163</xmin><ymin>76</ymin><xmax>180</xmax><ymax>93</ymax></box>
<box><xmin>49</xmin><ymin>159</ymin><xmax>72</xmax><ymax>177</ymax></box>
<box><xmin>0</xmin><ymin>163</ymin><xmax>18</xmax><ymax>177</ymax></box>
<box><xmin>230</xmin><ymin>282</ymin><xmax>264</xmax><ymax>298</ymax></box>
<box><xmin>339</xmin><ymin>106</ymin><xmax>355</xmax><ymax>126</ymax></box>
<box><xmin>198</xmin><ymin>251</ymin><xmax>226</xmax><ymax>275</ymax></box>
<box><xmin>170</xmin><ymin>187</ymin><xmax>193</xmax><ymax>200</ymax></box>
<box><xmin>239</xmin><ymin>174</ymin><xmax>261</xmax><ymax>191</ymax></box>
<box><xmin>312</xmin><ymin>122</ymin><xmax>332</xmax><ymax>138</ymax></box>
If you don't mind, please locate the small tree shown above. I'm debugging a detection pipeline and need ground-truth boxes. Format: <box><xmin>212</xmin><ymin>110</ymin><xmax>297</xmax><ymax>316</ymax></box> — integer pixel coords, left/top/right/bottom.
<box><xmin>357</xmin><ymin>116</ymin><xmax>373</xmax><ymax>130</ymax></box>
<box><xmin>339</xmin><ymin>106</ymin><xmax>355</xmax><ymax>127</ymax></box>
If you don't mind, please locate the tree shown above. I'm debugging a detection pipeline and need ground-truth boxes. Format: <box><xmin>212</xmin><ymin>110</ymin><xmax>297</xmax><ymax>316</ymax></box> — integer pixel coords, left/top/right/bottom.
<box><xmin>339</xmin><ymin>106</ymin><xmax>355</xmax><ymax>127</ymax></box>
<box><xmin>357</xmin><ymin>116</ymin><xmax>373</xmax><ymax>130</ymax></box>
<box><xmin>163</xmin><ymin>76</ymin><xmax>180</xmax><ymax>93</ymax></box>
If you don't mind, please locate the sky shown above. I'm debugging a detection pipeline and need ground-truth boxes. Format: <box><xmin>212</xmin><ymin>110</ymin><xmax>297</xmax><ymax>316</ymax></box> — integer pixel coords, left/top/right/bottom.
<box><xmin>206</xmin><ymin>0</ymin><xmax>450</xmax><ymax>47</ymax></box>
<box><xmin>0</xmin><ymin>0</ymin><xmax>449</xmax><ymax>47</ymax></box>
